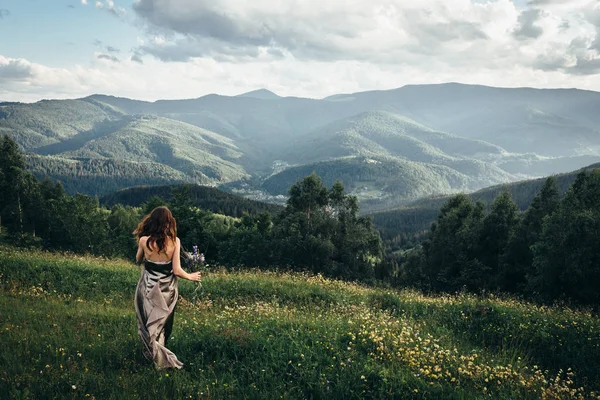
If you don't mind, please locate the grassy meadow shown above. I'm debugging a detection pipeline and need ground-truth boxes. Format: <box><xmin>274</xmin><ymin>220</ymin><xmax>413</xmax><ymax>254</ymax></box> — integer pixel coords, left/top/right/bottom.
<box><xmin>1</xmin><ymin>246</ymin><xmax>599</xmax><ymax>399</ymax></box>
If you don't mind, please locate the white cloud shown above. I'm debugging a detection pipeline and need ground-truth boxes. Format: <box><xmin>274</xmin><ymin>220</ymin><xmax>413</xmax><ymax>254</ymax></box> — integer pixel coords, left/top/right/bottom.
<box><xmin>0</xmin><ymin>57</ymin><xmax>34</xmax><ymax>81</ymax></box>
<box><xmin>131</xmin><ymin>0</ymin><xmax>600</xmax><ymax>76</ymax></box>
<box><xmin>86</xmin><ymin>0</ymin><xmax>125</xmax><ymax>17</ymax></box>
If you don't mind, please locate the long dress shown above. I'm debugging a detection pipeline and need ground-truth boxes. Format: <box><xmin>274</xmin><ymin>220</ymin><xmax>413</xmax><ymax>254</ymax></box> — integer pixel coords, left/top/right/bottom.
<box><xmin>135</xmin><ymin>259</ymin><xmax>183</xmax><ymax>369</ymax></box>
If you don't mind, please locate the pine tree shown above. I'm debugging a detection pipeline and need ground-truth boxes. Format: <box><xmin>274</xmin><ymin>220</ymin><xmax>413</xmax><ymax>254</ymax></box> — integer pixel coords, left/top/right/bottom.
<box><xmin>141</xmin><ymin>195</ymin><xmax>167</xmax><ymax>215</ymax></box>
<box><xmin>0</xmin><ymin>136</ymin><xmax>29</xmax><ymax>236</ymax></box>
<box><xmin>532</xmin><ymin>170</ymin><xmax>600</xmax><ymax>304</ymax></box>
<box><xmin>420</xmin><ymin>194</ymin><xmax>486</xmax><ymax>291</ymax></box>
<box><xmin>287</xmin><ymin>172</ymin><xmax>329</xmax><ymax>227</ymax></box>
<box><xmin>477</xmin><ymin>189</ymin><xmax>519</xmax><ymax>290</ymax></box>
<box><xmin>500</xmin><ymin>177</ymin><xmax>559</xmax><ymax>293</ymax></box>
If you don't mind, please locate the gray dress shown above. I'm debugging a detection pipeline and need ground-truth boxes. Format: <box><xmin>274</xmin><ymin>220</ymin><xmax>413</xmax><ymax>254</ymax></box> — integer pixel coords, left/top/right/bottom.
<box><xmin>135</xmin><ymin>260</ymin><xmax>183</xmax><ymax>369</ymax></box>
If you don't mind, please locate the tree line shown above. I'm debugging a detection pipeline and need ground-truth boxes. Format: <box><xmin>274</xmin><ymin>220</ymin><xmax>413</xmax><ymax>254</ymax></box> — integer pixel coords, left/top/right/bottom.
<box><xmin>397</xmin><ymin>172</ymin><xmax>600</xmax><ymax>305</ymax></box>
<box><xmin>101</xmin><ymin>184</ymin><xmax>282</xmax><ymax>218</ymax></box>
<box><xmin>0</xmin><ymin>135</ymin><xmax>382</xmax><ymax>282</ymax></box>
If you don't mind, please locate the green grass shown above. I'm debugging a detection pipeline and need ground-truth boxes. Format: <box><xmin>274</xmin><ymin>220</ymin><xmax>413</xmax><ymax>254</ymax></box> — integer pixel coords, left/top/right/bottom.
<box><xmin>1</xmin><ymin>246</ymin><xmax>599</xmax><ymax>399</ymax></box>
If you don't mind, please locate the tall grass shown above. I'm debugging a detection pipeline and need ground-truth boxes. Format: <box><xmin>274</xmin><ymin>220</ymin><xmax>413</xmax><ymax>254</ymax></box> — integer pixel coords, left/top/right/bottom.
<box><xmin>1</xmin><ymin>246</ymin><xmax>598</xmax><ymax>399</ymax></box>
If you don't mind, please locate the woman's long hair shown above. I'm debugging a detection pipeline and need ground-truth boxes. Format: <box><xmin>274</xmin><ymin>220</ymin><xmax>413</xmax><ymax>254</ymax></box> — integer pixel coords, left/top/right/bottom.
<box><xmin>133</xmin><ymin>206</ymin><xmax>177</xmax><ymax>253</ymax></box>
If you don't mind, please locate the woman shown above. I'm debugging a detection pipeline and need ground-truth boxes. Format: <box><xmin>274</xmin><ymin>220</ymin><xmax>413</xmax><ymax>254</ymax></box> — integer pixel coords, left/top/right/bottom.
<box><xmin>133</xmin><ymin>206</ymin><xmax>201</xmax><ymax>369</ymax></box>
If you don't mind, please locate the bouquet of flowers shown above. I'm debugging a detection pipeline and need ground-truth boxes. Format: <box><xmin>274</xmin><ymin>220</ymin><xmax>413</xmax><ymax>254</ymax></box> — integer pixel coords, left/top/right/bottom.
<box><xmin>190</xmin><ymin>245</ymin><xmax>207</xmax><ymax>272</ymax></box>
<box><xmin>184</xmin><ymin>245</ymin><xmax>208</xmax><ymax>301</ymax></box>
<box><xmin>181</xmin><ymin>245</ymin><xmax>207</xmax><ymax>272</ymax></box>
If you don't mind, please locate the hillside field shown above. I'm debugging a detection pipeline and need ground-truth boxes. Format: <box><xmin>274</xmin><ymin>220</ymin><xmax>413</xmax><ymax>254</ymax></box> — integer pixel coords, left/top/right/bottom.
<box><xmin>1</xmin><ymin>246</ymin><xmax>599</xmax><ymax>399</ymax></box>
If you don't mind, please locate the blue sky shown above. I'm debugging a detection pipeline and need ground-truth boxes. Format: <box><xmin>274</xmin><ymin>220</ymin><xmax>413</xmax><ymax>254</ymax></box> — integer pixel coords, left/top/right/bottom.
<box><xmin>0</xmin><ymin>0</ymin><xmax>138</xmax><ymax>67</ymax></box>
<box><xmin>1</xmin><ymin>0</ymin><xmax>599</xmax><ymax>102</ymax></box>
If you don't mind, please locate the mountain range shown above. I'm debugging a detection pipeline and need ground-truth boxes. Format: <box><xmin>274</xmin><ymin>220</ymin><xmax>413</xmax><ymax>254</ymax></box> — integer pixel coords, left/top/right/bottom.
<box><xmin>2</xmin><ymin>83</ymin><xmax>600</xmax><ymax>211</ymax></box>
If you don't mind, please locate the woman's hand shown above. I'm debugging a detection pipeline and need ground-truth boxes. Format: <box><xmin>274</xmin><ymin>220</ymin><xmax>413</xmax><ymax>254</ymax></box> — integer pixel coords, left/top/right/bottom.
<box><xmin>188</xmin><ymin>272</ymin><xmax>202</xmax><ymax>282</ymax></box>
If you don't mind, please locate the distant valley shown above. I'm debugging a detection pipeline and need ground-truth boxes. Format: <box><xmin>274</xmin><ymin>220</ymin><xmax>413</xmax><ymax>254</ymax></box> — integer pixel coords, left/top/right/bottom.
<box><xmin>2</xmin><ymin>83</ymin><xmax>600</xmax><ymax>212</ymax></box>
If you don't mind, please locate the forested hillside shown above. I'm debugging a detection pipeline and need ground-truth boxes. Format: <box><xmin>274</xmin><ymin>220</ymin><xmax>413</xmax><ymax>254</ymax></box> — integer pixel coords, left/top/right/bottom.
<box><xmin>262</xmin><ymin>157</ymin><xmax>476</xmax><ymax>212</ymax></box>
<box><xmin>0</xmin><ymin>98</ymin><xmax>123</xmax><ymax>149</ymax></box>
<box><xmin>26</xmin><ymin>154</ymin><xmax>189</xmax><ymax>196</ymax></box>
<box><xmin>373</xmin><ymin>162</ymin><xmax>600</xmax><ymax>242</ymax></box>
<box><xmin>101</xmin><ymin>184</ymin><xmax>282</xmax><ymax>217</ymax></box>
<box><xmin>284</xmin><ymin>111</ymin><xmax>506</xmax><ymax>163</ymax></box>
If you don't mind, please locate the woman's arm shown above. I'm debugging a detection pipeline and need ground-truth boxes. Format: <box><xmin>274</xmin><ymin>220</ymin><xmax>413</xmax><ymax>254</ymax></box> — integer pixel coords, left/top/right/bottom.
<box><xmin>172</xmin><ymin>238</ymin><xmax>201</xmax><ymax>282</ymax></box>
<box><xmin>135</xmin><ymin>237</ymin><xmax>146</xmax><ymax>264</ymax></box>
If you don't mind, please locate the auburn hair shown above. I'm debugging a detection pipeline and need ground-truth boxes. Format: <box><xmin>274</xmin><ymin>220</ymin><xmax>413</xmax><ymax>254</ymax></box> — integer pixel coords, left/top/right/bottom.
<box><xmin>133</xmin><ymin>206</ymin><xmax>177</xmax><ymax>253</ymax></box>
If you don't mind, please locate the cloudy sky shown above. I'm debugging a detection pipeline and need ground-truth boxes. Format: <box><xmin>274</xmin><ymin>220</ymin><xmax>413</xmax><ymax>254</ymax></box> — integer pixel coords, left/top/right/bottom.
<box><xmin>1</xmin><ymin>0</ymin><xmax>600</xmax><ymax>102</ymax></box>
